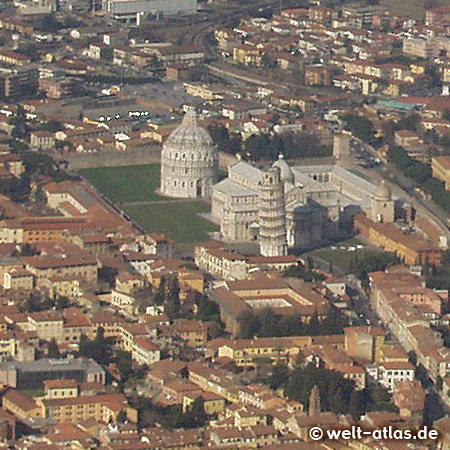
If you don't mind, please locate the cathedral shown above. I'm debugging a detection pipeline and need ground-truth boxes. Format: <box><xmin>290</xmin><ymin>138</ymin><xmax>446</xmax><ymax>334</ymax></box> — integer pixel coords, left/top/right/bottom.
<box><xmin>161</xmin><ymin>108</ymin><xmax>386</xmax><ymax>255</ymax></box>
<box><xmin>211</xmin><ymin>155</ymin><xmax>385</xmax><ymax>254</ymax></box>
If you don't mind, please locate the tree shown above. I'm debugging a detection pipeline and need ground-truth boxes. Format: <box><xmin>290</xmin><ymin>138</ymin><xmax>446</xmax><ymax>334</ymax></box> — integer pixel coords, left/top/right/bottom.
<box><xmin>258</xmin><ymin>308</ymin><xmax>280</xmax><ymax>338</ymax></box>
<box><xmin>79</xmin><ymin>333</ymin><xmax>89</xmax><ymax>356</ymax></box>
<box><xmin>47</xmin><ymin>338</ymin><xmax>61</xmax><ymax>358</ymax></box>
<box><xmin>342</xmin><ymin>114</ymin><xmax>375</xmax><ymax>144</ymax></box>
<box><xmin>283</xmin><ymin>263</ymin><xmax>324</xmax><ymax>282</ymax></box>
<box><xmin>161</xmin><ymin>405</ymin><xmax>184</xmax><ymax>429</ymax></box>
<box><xmin>79</xmin><ymin>328</ymin><xmax>113</xmax><ymax>366</ymax></box>
<box><xmin>134</xmin><ymin>285</ymin><xmax>154</xmax><ymax>310</ymax></box>
<box><xmin>194</xmin><ymin>292</ymin><xmax>222</xmax><ymax>325</ymax></box>
<box><xmin>237</xmin><ymin>310</ymin><xmax>261</xmax><ymax>339</ymax></box>
<box><xmin>236</xmin><ymin>307</ymin><xmax>349</xmax><ymax>339</ymax></box>
<box><xmin>182</xmin><ymin>397</ymin><xmax>207</xmax><ymax>428</ymax></box>
<box><xmin>154</xmin><ymin>276</ymin><xmax>166</xmax><ymax>305</ymax></box>
<box><xmin>166</xmin><ymin>275</ymin><xmax>181</xmax><ymax>320</ymax></box>
<box><xmin>285</xmin><ymin>365</ymin><xmax>355</xmax><ymax>415</ymax></box>
<box><xmin>348</xmin><ymin>389</ymin><xmax>362</xmax><ymax>419</ymax></box>
<box><xmin>306</xmin><ymin>313</ymin><xmax>320</xmax><ymax>336</ymax></box>
<box><xmin>11</xmin><ymin>105</ymin><xmax>28</xmax><ymax>139</ymax></box>
<box><xmin>207</xmin><ymin>124</ymin><xmax>242</xmax><ymax>156</ymax></box>
<box><xmin>20</xmin><ymin>243</ymin><xmax>38</xmax><ymax>256</ymax></box>
<box><xmin>267</xmin><ymin>362</ymin><xmax>290</xmax><ymax>390</ymax></box>
<box><xmin>396</xmin><ymin>113</ymin><xmax>420</xmax><ymax>133</ymax></box>
<box><xmin>39</xmin><ymin>14</ymin><xmax>63</xmax><ymax>32</ymax></box>
<box><xmin>117</xmin><ymin>410</ymin><xmax>128</xmax><ymax>423</ymax></box>
<box><xmin>25</xmin><ymin>292</ymin><xmax>55</xmax><ymax>312</ymax></box>
<box><xmin>98</xmin><ymin>266</ymin><xmax>118</xmax><ymax>288</ymax></box>
<box><xmin>37</xmin><ymin>120</ymin><xmax>63</xmax><ymax>133</ymax></box>
<box><xmin>114</xmin><ymin>349</ymin><xmax>133</xmax><ymax>385</ymax></box>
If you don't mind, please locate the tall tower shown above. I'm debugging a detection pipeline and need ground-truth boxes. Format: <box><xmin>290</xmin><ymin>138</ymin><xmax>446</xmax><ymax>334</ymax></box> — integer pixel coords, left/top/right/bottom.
<box><xmin>333</xmin><ymin>132</ymin><xmax>351</xmax><ymax>160</ymax></box>
<box><xmin>258</xmin><ymin>166</ymin><xmax>288</xmax><ymax>257</ymax></box>
<box><xmin>309</xmin><ymin>385</ymin><xmax>321</xmax><ymax>416</ymax></box>
<box><xmin>370</xmin><ymin>181</ymin><xmax>395</xmax><ymax>223</ymax></box>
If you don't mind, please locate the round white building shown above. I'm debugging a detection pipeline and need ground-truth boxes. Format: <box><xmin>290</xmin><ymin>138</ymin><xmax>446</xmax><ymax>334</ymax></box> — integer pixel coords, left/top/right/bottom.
<box><xmin>160</xmin><ymin>107</ymin><xmax>218</xmax><ymax>199</ymax></box>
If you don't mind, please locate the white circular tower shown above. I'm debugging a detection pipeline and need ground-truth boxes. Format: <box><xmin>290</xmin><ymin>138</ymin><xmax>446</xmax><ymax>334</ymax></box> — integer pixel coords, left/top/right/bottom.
<box><xmin>160</xmin><ymin>107</ymin><xmax>218</xmax><ymax>199</ymax></box>
<box><xmin>258</xmin><ymin>166</ymin><xmax>288</xmax><ymax>257</ymax></box>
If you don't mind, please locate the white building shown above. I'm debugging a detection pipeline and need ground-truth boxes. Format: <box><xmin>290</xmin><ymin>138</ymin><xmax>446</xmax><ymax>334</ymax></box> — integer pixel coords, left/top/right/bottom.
<box><xmin>132</xmin><ymin>337</ymin><xmax>161</xmax><ymax>365</ymax></box>
<box><xmin>368</xmin><ymin>361</ymin><xmax>415</xmax><ymax>392</ymax></box>
<box><xmin>160</xmin><ymin>107</ymin><xmax>218</xmax><ymax>199</ymax></box>
<box><xmin>102</xmin><ymin>0</ymin><xmax>197</xmax><ymax>19</ymax></box>
<box><xmin>211</xmin><ymin>156</ymin><xmax>379</xmax><ymax>252</ymax></box>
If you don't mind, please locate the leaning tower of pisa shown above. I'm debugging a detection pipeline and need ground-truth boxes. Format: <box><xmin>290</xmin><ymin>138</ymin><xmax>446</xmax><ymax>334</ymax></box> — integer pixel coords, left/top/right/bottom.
<box><xmin>258</xmin><ymin>166</ymin><xmax>288</xmax><ymax>257</ymax></box>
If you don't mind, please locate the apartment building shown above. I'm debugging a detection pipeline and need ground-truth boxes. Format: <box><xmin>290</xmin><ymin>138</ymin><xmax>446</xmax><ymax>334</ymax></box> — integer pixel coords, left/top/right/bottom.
<box><xmin>212</xmin><ymin>336</ymin><xmax>312</xmax><ymax>366</ymax></box>
<box><xmin>2</xmin><ymin>390</ymin><xmax>41</xmax><ymax>422</ymax></box>
<box><xmin>42</xmin><ymin>393</ymin><xmax>137</xmax><ymax>424</ymax></box>
<box><xmin>195</xmin><ymin>241</ymin><xmax>298</xmax><ymax>281</ymax></box>
<box><xmin>0</xmin><ymin>216</ymin><xmax>93</xmax><ymax>245</ymax></box>
<box><xmin>3</xmin><ymin>269</ymin><xmax>34</xmax><ymax>291</ymax></box>
<box><xmin>0</xmin><ymin>50</ymin><xmax>30</xmax><ymax>66</ymax></box>
<box><xmin>44</xmin><ymin>379</ymin><xmax>79</xmax><ymax>399</ymax></box>
<box><xmin>344</xmin><ymin>326</ymin><xmax>385</xmax><ymax>363</ymax></box>
<box><xmin>21</xmin><ymin>244</ymin><xmax>98</xmax><ymax>284</ymax></box>
<box><xmin>132</xmin><ymin>337</ymin><xmax>160</xmax><ymax>366</ymax></box>
<box><xmin>432</xmin><ymin>156</ymin><xmax>450</xmax><ymax>190</ymax></box>
<box><xmin>355</xmin><ymin>214</ymin><xmax>442</xmax><ymax>266</ymax></box>
<box><xmin>172</xmin><ymin>319</ymin><xmax>210</xmax><ymax>347</ymax></box>
<box><xmin>368</xmin><ymin>361</ymin><xmax>415</xmax><ymax>392</ymax></box>
<box><xmin>369</xmin><ymin>269</ymin><xmax>450</xmax><ymax>382</ymax></box>
<box><xmin>28</xmin><ymin>312</ymin><xmax>64</xmax><ymax>342</ymax></box>
<box><xmin>30</xmin><ymin>131</ymin><xmax>56</xmax><ymax>150</ymax></box>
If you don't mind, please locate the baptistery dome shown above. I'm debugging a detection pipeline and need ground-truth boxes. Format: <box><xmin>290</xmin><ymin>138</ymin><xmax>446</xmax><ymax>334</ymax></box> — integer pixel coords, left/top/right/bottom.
<box><xmin>160</xmin><ymin>107</ymin><xmax>218</xmax><ymax>199</ymax></box>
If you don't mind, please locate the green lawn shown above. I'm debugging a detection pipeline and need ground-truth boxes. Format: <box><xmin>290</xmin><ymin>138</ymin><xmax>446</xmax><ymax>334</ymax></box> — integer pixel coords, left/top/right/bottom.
<box><xmin>123</xmin><ymin>201</ymin><xmax>218</xmax><ymax>243</ymax></box>
<box><xmin>311</xmin><ymin>238</ymin><xmax>395</xmax><ymax>274</ymax></box>
<box><xmin>79</xmin><ymin>164</ymin><xmax>219</xmax><ymax>244</ymax></box>
<box><xmin>80</xmin><ymin>164</ymin><xmax>166</xmax><ymax>204</ymax></box>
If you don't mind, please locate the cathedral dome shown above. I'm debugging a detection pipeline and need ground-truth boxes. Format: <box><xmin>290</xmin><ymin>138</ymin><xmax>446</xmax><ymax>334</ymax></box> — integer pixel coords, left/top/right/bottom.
<box><xmin>374</xmin><ymin>181</ymin><xmax>392</xmax><ymax>201</ymax></box>
<box><xmin>165</xmin><ymin>107</ymin><xmax>214</xmax><ymax>148</ymax></box>
<box><xmin>272</xmin><ymin>154</ymin><xmax>295</xmax><ymax>185</ymax></box>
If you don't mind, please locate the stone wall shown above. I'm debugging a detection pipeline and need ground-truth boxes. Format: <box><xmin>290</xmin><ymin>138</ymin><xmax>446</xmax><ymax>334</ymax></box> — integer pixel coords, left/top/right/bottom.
<box><xmin>58</xmin><ymin>147</ymin><xmax>238</xmax><ymax>171</ymax></box>
<box><xmin>58</xmin><ymin>147</ymin><xmax>162</xmax><ymax>169</ymax></box>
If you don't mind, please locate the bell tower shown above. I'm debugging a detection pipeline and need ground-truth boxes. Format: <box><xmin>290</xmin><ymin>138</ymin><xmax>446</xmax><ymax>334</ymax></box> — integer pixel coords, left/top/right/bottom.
<box><xmin>309</xmin><ymin>385</ymin><xmax>321</xmax><ymax>417</ymax></box>
<box><xmin>258</xmin><ymin>166</ymin><xmax>288</xmax><ymax>257</ymax></box>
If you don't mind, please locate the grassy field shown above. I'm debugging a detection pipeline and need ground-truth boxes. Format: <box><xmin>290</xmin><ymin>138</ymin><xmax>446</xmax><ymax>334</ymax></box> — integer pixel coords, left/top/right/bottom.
<box><xmin>311</xmin><ymin>238</ymin><xmax>389</xmax><ymax>274</ymax></box>
<box><xmin>123</xmin><ymin>201</ymin><xmax>218</xmax><ymax>243</ymax></box>
<box><xmin>80</xmin><ymin>164</ymin><xmax>218</xmax><ymax>244</ymax></box>
<box><xmin>80</xmin><ymin>164</ymin><xmax>166</xmax><ymax>204</ymax></box>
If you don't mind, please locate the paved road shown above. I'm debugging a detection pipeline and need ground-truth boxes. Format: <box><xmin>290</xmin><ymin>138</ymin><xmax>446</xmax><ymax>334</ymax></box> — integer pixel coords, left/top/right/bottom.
<box><xmin>121</xmin><ymin>199</ymin><xmax>193</xmax><ymax>207</ymax></box>
<box><xmin>347</xmin><ymin>140</ymin><xmax>450</xmax><ymax>242</ymax></box>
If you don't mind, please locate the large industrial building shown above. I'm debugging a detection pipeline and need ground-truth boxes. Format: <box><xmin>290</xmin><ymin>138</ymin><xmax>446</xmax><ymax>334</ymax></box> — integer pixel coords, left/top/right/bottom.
<box><xmin>102</xmin><ymin>0</ymin><xmax>197</xmax><ymax>20</ymax></box>
<box><xmin>0</xmin><ymin>358</ymin><xmax>105</xmax><ymax>389</ymax></box>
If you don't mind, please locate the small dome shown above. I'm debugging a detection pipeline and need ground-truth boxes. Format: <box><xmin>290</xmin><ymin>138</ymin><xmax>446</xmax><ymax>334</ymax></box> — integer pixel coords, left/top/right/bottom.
<box><xmin>272</xmin><ymin>153</ymin><xmax>295</xmax><ymax>185</ymax></box>
<box><xmin>165</xmin><ymin>107</ymin><xmax>214</xmax><ymax>148</ymax></box>
<box><xmin>375</xmin><ymin>181</ymin><xmax>392</xmax><ymax>201</ymax></box>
